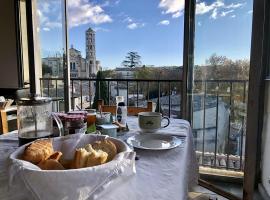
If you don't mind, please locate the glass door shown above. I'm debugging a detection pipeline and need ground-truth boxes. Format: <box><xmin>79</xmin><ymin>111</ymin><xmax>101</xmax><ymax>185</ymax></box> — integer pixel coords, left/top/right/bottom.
<box><xmin>188</xmin><ymin>0</ymin><xmax>253</xmax><ymax>198</ymax></box>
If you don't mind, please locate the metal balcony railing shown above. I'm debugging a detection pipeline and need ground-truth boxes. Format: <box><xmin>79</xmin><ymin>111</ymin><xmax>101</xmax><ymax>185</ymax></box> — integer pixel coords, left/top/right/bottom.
<box><xmin>40</xmin><ymin>77</ymin><xmax>248</xmax><ymax>174</ymax></box>
<box><xmin>40</xmin><ymin>77</ymin><xmax>183</xmax><ymax>118</ymax></box>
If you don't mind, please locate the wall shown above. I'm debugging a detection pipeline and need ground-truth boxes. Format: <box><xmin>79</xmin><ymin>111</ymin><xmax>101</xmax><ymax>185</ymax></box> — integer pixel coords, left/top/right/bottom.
<box><xmin>0</xmin><ymin>0</ymin><xmax>20</xmax><ymax>88</ymax></box>
<box><xmin>261</xmin><ymin>81</ymin><xmax>270</xmax><ymax>196</ymax></box>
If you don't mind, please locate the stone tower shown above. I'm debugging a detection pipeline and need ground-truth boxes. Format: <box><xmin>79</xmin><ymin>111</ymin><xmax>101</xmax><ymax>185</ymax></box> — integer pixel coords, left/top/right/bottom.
<box><xmin>85</xmin><ymin>28</ymin><xmax>97</xmax><ymax>76</ymax></box>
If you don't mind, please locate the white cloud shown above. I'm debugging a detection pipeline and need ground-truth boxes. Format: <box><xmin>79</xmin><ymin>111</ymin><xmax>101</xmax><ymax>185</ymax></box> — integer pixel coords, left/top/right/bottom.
<box><xmin>231</xmin><ymin>15</ymin><xmax>236</xmax><ymax>18</ymax></box>
<box><xmin>124</xmin><ymin>17</ymin><xmax>133</xmax><ymax>23</ymax></box>
<box><xmin>93</xmin><ymin>27</ymin><xmax>110</xmax><ymax>32</ymax></box>
<box><xmin>158</xmin><ymin>0</ymin><xmax>244</xmax><ymax>20</ymax></box>
<box><xmin>196</xmin><ymin>0</ymin><xmax>224</xmax><ymax>15</ymax></box>
<box><xmin>159</xmin><ymin>20</ymin><xmax>170</xmax><ymax>25</ymax></box>
<box><xmin>68</xmin><ymin>0</ymin><xmax>112</xmax><ymax>28</ymax></box>
<box><xmin>210</xmin><ymin>8</ymin><xmax>218</xmax><ymax>19</ymax></box>
<box><xmin>220</xmin><ymin>10</ymin><xmax>234</xmax><ymax>17</ymax></box>
<box><xmin>127</xmin><ymin>22</ymin><xmax>145</xmax><ymax>30</ymax></box>
<box><xmin>127</xmin><ymin>23</ymin><xmax>138</xmax><ymax>30</ymax></box>
<box><xmin>226</xmin><ymin>3</ymin><xmax>244</xmax><ymax>9</ymax></box>
<box><xmin>172</xmin><ymin>11</ymin><xmax>182</xmax><ymax>18</ymax></box>
<box><xmin>44</xmin><ymin>21</ymin><xmax>62</xmax><ymax>29</ymax></box>
<box><xmin>198</xmin><ymin>21</ymin><xmax>202</xmax><ymax>26</ymax></box>
<box><xmin>115</xmin><ymin>0</ymin><xmax>121</xmax><ymax>5</ymax></box>
<box><xmin>248</xmin><ymin>10</ymin><xmax>253</xmax><ymax>14</ymax></box>
<box><xmin>158</xmin><ymin>0</ymin><xmax>185</xmax><ymax>17</ymax></box>
<box><xmin>43</xmin><ymin>27</ymin><xmax>50</xmax><ymax>32</ymax></box>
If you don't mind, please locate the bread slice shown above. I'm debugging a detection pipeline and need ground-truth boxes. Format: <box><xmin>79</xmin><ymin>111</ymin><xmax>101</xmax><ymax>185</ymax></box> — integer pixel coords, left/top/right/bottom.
<box><xmin>48</xmin><ymin>151</ymin><xmax>62</xmax><ymax>161</ymax></box>
<box><xmin>72</xmin><ymin>148</ymin><xmax>91</xmax><ymax>169</ymax></box>
<box><xmin>23</xmin><ymin>139</ymin><xmax>54</xmax><ymax>164</ymax></box>
<box><xmin>86</xmin><ymin>150</ymin><xmax>108</xmax><ymax>167</ymax></box>
<box><xmin>92</xmin><ymin>140</ymin><xmax>117</xmax><ymax>161</ymax></box>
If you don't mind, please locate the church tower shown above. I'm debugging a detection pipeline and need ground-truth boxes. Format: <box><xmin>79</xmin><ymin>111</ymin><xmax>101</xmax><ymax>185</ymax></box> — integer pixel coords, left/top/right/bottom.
<box><xmin>85</xmin><ymin>28</ymin><xmax>97</xmax><ymax>76</ymax></box>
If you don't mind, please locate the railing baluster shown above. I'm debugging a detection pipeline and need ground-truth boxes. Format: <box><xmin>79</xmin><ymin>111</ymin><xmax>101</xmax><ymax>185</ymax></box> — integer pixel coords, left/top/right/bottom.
<box><xmin>137</xmin><ymin>81</ymin><xmax>139</xmax><ymax>107</ymax></box>
<box><xmin>169</xmin><ymin>82</ymin><xmax>171</xmax><ymax>118</ymax></box>
<box><xmin>47</xmin><ymin>79</ymin><xmax>50</xmax><ymax>97</ymax></box>
<box><xmin>117</xmin><ymin>81</ymin><xmax>119</xmax><ymax>96</ymax></box>
<box><xmin>158</xmin><ymin>81</ymin><xmax>161</xmax><ymax>113</ymax></box>
<box><xmin>239</xmin><ymin>81</ymin><xmax>246</xmax><ymax>170</ymax></box>
<box><xmin>88</xmin><ymin>80</ymin><xmax>91</xmax><ymax>108</ymax></box>
<box><xmin>202</xmin><ymin>81</ymin><xmax>207</xmax><ymax>166</ymax></box>
<box><xmin>72</xmin><ymin>80</ymin><xmax>74</xmax><ymax>110</ymax></box>
<box><xmin>214</xmin><ymin>82</ymin><xmax>219</xmax><ymax>168</ymax></box>
<box><xmin>109</xmin><ymin>81</ymin><xmax>111</xmax><ymax>105</ymax></box>
<box><xmin>80</xmin><ymin>80</ymin><xmax>83</xmax><ymax>109</ymax></box>
<box><xmin>107</xmin><ymin>81</ymin><xmax>110</xmax><ymax>105</ymax></box>
<box><xmin>126</xmin><ymin>81</ymin><xmax>129</xmax><ymax>106</ymax></box>
<box><xmin>55</xmin><ymin>80</ymin><xmax>58</xmax><ymax>112</ymax></box>
<box><xmin>40</xmin><ymin>79</ymin><xmax>43</xmax><ymax>96</ymax></box>
<box><xmin>147</xmin><ymin>81</ymin><xmax>150</xmax><ymax>101</ymax></box>
<box><xmin>226</xmin><ymin>82</ymin><xmax>233</xmax><ymax>169</ymax></box>
<box><xmin>98</xmin><ymin>80</ymin><xmax>101</xmax><ymax>99</ymax></box>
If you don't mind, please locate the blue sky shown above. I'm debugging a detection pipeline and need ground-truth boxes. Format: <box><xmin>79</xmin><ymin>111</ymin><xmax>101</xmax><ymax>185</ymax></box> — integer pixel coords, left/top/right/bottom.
<box><xmin>37</xmin><ymin>0</ymin><xmax>253</xmax><ymax>68</ymax></box>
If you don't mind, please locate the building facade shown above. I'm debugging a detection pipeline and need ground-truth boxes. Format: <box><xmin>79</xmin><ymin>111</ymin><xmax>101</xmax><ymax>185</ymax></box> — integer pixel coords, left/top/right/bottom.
<box><xmin>69</xmin><ymin>46</ymin><xmax>87</xmax><ymax>78</ymax></box>
<box><xmin>42</xmin><ymin>55</ymin><xmax>63</xmax><ymax>77</ymax></box>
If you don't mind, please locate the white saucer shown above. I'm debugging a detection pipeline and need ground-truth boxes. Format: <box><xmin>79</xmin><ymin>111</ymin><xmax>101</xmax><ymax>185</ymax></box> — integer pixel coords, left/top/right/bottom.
<box><xmin>126</xmin><ymin>134</ymin><xmax>182</xmax><ymax>150</ymax></box>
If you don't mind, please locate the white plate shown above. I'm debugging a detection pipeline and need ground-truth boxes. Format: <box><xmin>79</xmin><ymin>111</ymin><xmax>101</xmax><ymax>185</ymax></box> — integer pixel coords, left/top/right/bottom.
<box><xmin>126</xmin><ymin>134</ymin><xmax>182</xmax><ymax>150</ymax></box>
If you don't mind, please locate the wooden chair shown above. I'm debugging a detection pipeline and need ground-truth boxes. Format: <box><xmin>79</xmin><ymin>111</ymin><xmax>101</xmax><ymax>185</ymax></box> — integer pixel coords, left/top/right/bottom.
<box><xmin>97</xmin><ymin>99</ymin><xmax>154</xmax><ymax>116</ymax></box>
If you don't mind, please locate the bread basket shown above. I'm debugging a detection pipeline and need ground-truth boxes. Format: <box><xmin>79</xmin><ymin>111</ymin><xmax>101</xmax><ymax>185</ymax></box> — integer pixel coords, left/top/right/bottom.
<box><xmin>9</xmin><ymin>134</ymin><xmax>136</xmax><ymax>200</ymax></box>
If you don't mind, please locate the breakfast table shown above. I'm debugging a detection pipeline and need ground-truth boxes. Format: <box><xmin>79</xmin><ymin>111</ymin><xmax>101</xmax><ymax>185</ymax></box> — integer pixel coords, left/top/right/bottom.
<box><xmin>0</xmin><ymin>116</ymin><xmax>198</xmax><ymax>200</ymax></box>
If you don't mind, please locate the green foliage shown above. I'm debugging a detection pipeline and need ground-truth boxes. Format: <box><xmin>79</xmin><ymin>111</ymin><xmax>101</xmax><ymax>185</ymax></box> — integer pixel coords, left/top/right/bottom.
<box><xmin>92</xmin><ymin>71</ymin><xmax>108</xmax><ymax>109</ymax></box>
<box><xmin>122</xmin><ymin>52</ymin><xmax>141</xmax><ymax>68</ymax></box>
<box><xmin>42</xmin><ymin>64</ymin><xmax>52</xmax><ymax>76</ymax></box>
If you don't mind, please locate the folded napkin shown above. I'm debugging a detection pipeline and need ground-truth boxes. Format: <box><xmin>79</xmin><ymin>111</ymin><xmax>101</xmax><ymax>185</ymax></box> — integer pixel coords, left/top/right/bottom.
<box><xmin>9</xmin><ymin>134</ymin><xmax>136</xmax><ymax>200</ymax></box>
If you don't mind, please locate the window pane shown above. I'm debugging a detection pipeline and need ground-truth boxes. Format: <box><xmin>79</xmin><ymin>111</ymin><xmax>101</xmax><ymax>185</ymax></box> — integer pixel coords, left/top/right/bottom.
<box><xmin>191</xmin><ymin>0</ymin><xmax>253</xmax><ymax>198</ymax></box>
<box><xmin>68</xmin><ymin>0</ymin><xmax>184</xmax><ymax>113</ymax></box>
<box><xmin>32</xmin><ymin>0</ymin><xmax>67</xmax><ymax>111</ymax></box>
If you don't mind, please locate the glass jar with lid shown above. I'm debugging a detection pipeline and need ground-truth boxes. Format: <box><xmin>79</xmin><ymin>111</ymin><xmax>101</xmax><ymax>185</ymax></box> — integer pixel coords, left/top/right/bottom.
<box><xmin>64</xmin><ymin>115</ymin><xmax>86</xmax><ymax>135</ymax></box>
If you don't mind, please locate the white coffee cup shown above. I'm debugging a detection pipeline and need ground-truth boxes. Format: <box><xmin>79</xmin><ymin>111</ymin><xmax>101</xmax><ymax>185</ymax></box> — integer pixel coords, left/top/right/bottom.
<box><xmin>138</xmin><ymin>112</ymin><xmax>170</xmax><ymax>133</ymax></box>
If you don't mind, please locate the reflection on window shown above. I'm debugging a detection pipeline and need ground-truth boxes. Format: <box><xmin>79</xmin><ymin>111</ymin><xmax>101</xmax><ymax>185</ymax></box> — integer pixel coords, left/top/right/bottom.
<box><xmin>191</xmin><ymin>0</ymin><xmax>253</xmax><ymax>198</ymax></box>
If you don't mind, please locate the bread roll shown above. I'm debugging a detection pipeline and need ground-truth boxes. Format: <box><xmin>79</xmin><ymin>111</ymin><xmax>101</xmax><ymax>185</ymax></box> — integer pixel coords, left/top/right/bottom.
<box><xmin>92</xmin><ymin>140</ymin><xmax>117</xmax><ymax>161</ymax></box>
<box><xmin>23</xmin><ymin>139</ymin><xmax>54</xmax><ymax>164</ymax></box>
<box><xmin>38</xmin><ymin>159</ymin><xmax>65</xmax><ymax>170</ymax></box>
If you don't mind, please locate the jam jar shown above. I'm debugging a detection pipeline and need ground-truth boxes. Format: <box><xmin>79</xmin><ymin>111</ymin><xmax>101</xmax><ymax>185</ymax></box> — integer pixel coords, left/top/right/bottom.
<box><xmin>64</xmin><ymin>115</ymin><xmax>86</xmax><ymax>135</ymax></box>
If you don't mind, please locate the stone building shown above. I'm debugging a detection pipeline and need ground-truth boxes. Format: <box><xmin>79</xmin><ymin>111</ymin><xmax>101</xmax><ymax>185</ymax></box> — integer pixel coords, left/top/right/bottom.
<box><xmin>42</xmin><ymin>55</ymin><xmax>63</xmax><ymax>77</ymax></box>
<box><xmin>69</xmin><ymin>46</ymin><xmax>87</xmax><ymax>78</ymax></box>
<box><xmin>42</xmin><ymin>27</ymin><xmax>100</xmax><ymax>78</ymax></box>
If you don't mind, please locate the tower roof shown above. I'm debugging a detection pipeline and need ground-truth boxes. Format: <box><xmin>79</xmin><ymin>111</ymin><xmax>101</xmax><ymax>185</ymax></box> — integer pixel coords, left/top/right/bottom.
<box><xmin>86</xmin><ymin>27</ymin><xmax>95</xmax><ymax>33</ymax></box>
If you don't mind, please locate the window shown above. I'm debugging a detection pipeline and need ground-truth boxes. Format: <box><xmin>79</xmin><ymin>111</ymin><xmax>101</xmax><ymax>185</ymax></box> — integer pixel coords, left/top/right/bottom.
<box><xmin>189</xmin><ymin>0</ymin><xmax>253</xmax><ymax>198</ymax></box>
<box><xmin>32</xmin><ymin>0</ymin><xmax>67</xmax><ymax>97</ymax></box>
<box><xmin>67</xmin><ymin>0</ymin><xmax>184</xmax><ymax>112</ymax></box>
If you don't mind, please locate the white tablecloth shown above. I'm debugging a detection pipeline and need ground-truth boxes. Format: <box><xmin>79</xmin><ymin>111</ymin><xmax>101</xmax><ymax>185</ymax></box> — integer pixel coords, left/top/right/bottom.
<box><xmin>0</xmin><ymin>117</ymin><xmax>198</xmax><ymax>200</ymax></box>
